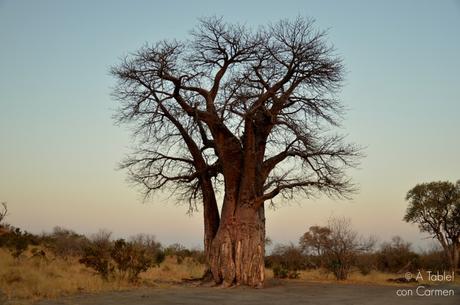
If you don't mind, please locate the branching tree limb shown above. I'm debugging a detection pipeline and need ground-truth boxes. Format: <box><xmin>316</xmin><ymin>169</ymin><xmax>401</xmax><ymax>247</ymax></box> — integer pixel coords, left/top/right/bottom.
<box><xmin>112</xmin><ymin>17</ymin><xmax>362</xmax><ymax>287</ymax></box>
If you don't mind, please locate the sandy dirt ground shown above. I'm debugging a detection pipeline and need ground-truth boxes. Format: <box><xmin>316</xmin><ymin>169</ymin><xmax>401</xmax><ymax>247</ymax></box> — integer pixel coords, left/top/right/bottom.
<box><xmin>34</xmin><ymin>281</ymin><xmax>460</xmax><ymax>305</ymax></box>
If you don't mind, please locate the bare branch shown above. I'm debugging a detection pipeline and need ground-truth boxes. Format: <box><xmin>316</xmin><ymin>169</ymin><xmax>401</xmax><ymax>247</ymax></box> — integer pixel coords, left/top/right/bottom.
<box><xmin>112</xmin><ymin>17</ymin><xmax>360</xmax><ymax>214</ymax></box>
<box><xmin>0</xmin><ymin>202</ymin><xmax>8</xmax><ymax>224</ymax></box>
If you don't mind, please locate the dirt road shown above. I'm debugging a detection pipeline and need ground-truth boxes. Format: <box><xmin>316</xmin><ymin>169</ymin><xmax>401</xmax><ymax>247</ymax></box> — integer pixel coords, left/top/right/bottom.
<box><xmin>36</xmin><ymin>282</ymin><xmax>459</xmax><ymax>305</ymax></box>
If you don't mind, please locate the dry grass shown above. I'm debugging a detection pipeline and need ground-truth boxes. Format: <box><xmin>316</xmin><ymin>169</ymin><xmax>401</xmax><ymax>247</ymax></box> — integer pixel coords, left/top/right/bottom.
<box><xmin>1</xmin><ymin>248</ymin><xmax>458</xmax><ymax>305</ymax></box>
<box><xmin>267</xmin><ymin>268</ymin><xmax>460</xmax><ymax>286</ymax></box>
<box><xmin>141</xmin><ymin>256</ymin><xmax>205</xmax><ymax>283</ymax></box>
<box><xmin>0</xmin><ymin>248</ymin><xmax>203</xmax><ymax>305</ymax></box>
<box><xmin>0</xmin><ymin>248</ymin><xmax>132</xmax><ymax>304</ymax></box>
<box><xmin>298</xmin><ymin>269</ymin><xmax>405</xmax><ymax>285</ymax></box>
<box><xmin>259</xmin><ymin>268</ymin><xmax>413</xmax><ymax>286</ymax></box>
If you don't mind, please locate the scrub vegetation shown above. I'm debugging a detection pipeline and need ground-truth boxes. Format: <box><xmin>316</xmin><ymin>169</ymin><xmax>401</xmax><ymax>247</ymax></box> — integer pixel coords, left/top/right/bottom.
<box><xmin>0</xmin><ymin>210</ymin><xmax>456</xmax><ymax>305</ymax></box>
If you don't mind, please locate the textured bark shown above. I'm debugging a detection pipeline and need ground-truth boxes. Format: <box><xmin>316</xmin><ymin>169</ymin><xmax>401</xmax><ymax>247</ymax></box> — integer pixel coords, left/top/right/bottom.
<box><xmin>201</xmin><ymin>178</ymin><xmax>220</xmax><ymax>261</ymax></box>
<box><xmin>197</xmin><ymin>174</ymin><xmax>220</xmax><ymax>282</ymax></box>
<box><xmin>209</xmin><ymin>204</ymin><xmax>265</xmax><ymax>287</ymax></box>
<box><xmin>204</xmin><ymin>109</ymin><xmax>269</xmax><ymax>287</ymax></box>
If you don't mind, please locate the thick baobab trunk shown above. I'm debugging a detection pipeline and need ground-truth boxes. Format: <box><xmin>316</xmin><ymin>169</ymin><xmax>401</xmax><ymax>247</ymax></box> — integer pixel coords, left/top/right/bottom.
<box><xmin>207</xmin><ymin>119</ymin><xmax>267</xmax><ymax>287</ymax></box>
<box><xmin>209</xmin><ymin>203</ymin><xmax>265</xmax><ymax>287</ymax></box>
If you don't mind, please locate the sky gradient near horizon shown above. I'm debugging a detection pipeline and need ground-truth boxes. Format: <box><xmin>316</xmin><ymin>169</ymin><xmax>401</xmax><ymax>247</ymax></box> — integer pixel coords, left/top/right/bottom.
<box><xmin>1</xmin><ymin>0</ymin><xmax>460</xmax><ymax>250</ymax></box>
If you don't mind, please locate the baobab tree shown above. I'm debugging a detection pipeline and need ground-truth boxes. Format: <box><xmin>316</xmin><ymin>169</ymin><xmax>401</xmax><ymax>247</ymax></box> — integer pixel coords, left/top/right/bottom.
<box><xmin>112</xmin><ymin>17</ymin><xmax>360</xmax><ymax>287</ymax></box>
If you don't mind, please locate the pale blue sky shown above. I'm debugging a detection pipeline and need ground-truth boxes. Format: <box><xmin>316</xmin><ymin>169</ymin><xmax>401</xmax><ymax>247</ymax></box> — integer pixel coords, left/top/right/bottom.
<box><xmin>1</xmin><ymin>0</ymin><xmax>459</xmax><ymax>250</ymax></box>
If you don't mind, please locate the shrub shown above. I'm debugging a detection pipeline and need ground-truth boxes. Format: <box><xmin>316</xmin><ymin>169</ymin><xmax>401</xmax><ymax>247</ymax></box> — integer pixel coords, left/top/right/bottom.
<box><xmin>325</xmin><ymin>259</ymin><xmax>350</xmax><ymax>280</ymax></box>
<box><xmin>79</xmin><ymin>232</ymin><xmax>165</xmax><ymax>282</ymax></box>
<box><xmin>272</xmin><ymin>265</ymin><xmax>300</xmax><ymax>279</ymax></box>
<box><xmin>267</xmin><ymin>243</ymin><xmax>306</xmax><ymax>279</ymax></box>
<box><xmin>79</xmin><ymin>230</ymin><xmax>114</xmax><ymax>279</ymax></box>
<box><xmin>376</xmin><ymin>236</ymin><xmax>420</xmax><ymax>273</ymax></box>
<box><xmin>130</xmin><ymin>234</ymin><xmax>165</xmax><ymax>269</ymax></box>
<box><xmin>419</xmin><ymin>247</ymin><xmax>450</xmax><ymax>271</ymax></box>
<box><xmin>111</xmin><ymin>239</ymin><xmax>152</xmax><ymax>281</ymax></box>
<box><xmin>129</xmin><ymin>234</ymin><xmax>164</xmax><ymax>266</ymax></box>
<box><xmin>355</xmin><ymin>253</ymin><xmax>377</xmax><ymax>275</ymax></box>
<box><xmin>43</xmin><ymin>226</ymin><xmax>89</xmax><ymax>258</ymax></box>
<box><xmin>303</xmin><ymin>254</ymin><xmax>325</xmax><ymax>269</ymax></box>
<box><xmin>0</xmin><ymin>227</ymin><xmax>36</xmax><ymax>258</ymax></box>
<box><xmin>8</xmin><ymin>229</ymin><xmax>29</xmax><ymax>258</ymax></box>
<box><xmin>164</xmin><ymin>243</ymin><xmax>190</xmax><ymax>264</ymax></box>
<box><xmin>273</xmin><ymin>265</ymin><xmax>289</xmax><ymax>278</ymax></box>
<box><xmin>111</xmin><ymin>235</ymin><xmax>164</xmax><ymax>282</ymax></box>
<box><xmin>163</xmin><ymin>243</ymin><xmax>204</xmax><ymax>265</ymax></box>
<box><xmin>188</xmin><ymin>249</ymin><xmax>206</xmax><ymax>265</ymax></box>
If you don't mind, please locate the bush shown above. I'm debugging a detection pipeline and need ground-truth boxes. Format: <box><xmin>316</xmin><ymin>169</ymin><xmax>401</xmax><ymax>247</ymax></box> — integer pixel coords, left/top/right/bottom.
<box><xmin>419</xmin><ymin>247</ymin><xmax>450</xmax><ymax>271</ymax></box>
<box><xmin>164</xmin><ymin>243</ymin><xmax>190</xmax><ymax>264</ymax></box>
<box><xmin>267</xmin><ymin>243</ymin><xmax>306</xmax><ymax>279</ymax></box>
<box><xmin>43</xmin><ymin>226</ymin><xmax>89</xmax><ymax>258</ymax></box>
<box><xmin>273</xmin><ymin>265</ymin><xmax>289</xmax><ymax>278</ymax></box>
<box><xmin>325</xmin><ymin>258</ymin><xmax>352</xmax><ymax>280</ymax></box>
<box><xmin>0</xmin><ymin>203</ymin><xmax>39</xmax><ymax>258</ymax></box>
<box><xmin>111</xmin><ymin>235</ymin><xmax>165</xmax><ymax>282</ymax></box>
<box><xmin>303</xmin><ymin>255</ymin><xmax>325</xmax><ymax>269</ymax></box>
<box><xmin>79</xmin><ymin>231</ymin><xmax>165</xmax><ymax>282</ymax></box>
<box><xmin>188</xmin><ymin>249</ymin><xmax>206</xmax><ymax>265</ymax></box>
<box><xmin>0</xmin><ymin>227</ymin><xmax>37</xmax><ymax>258</ymax></box>
<box><xmin>79</xmin><ymin>230</ymin><xmax>114</xmax><ymax>279</ymax></box>
<box><xmin>272</xmin><ymin>265</ymin><xmax>300</xmax><ymax>279</ymax></box>
<box><xmin>129</xmin><ymin>234</ymin><xmax>164</xmax><ymax>266</ymax></box>
<box><xmin>355</xmin><ymin>253</ymin><xmax>377</xmax><ymax>275</ymax></box>
<box><xmin>164</xmin><ymin>243</ymin><xmax>204</xmax><ymax>265</ymax></box>
<box><xmin>376</xmin><ymin>236</ymin><xmax>420</xmax><ymax>273</ymax></box>
<box><xmin>111</xmin><ymin>239</ymin><xmax>152</xmax><ymax>281</ymax></box>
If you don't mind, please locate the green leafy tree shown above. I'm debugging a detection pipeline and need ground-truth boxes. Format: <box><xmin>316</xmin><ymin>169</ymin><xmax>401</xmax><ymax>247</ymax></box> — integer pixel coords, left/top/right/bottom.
<box><xmin>404</xmin><ymin>180</ymin><xmax>460</xmax><ymax>271</ymax></box>
<box><xmin>299</xmin><ymin>225</ymin><xmax>332</xmax><ymax>268</ymax></box>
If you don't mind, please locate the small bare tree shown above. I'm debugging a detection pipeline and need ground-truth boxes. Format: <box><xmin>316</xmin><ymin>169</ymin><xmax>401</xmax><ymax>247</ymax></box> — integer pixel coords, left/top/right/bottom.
<box><xmin>322</xmin><ymin>217</ymin><xmax>375</xmax><ymax>280</ymax></box>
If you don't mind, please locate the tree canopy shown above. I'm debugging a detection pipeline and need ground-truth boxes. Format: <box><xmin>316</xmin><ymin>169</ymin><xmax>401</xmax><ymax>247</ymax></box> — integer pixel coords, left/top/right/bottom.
<box><xmin>404</xmin><ymin>180</ymin><xmax>460</xmax><ymax>271</ymax></box>
<box><xmin>112</xmin><ymin>17</ymin><xmax>359</xmax><ymax>209</ymax></box>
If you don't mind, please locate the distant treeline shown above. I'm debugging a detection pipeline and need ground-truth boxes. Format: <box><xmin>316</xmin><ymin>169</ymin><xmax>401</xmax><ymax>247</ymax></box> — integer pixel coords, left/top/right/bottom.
<box><xmin>265</xmin><ymin>217</ymin><xmax>449</xmax><ymax>280</ymax></box>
